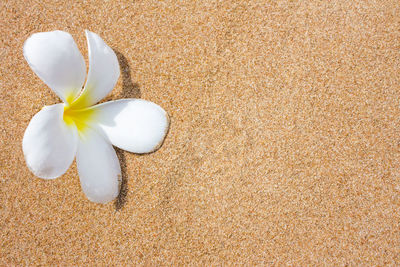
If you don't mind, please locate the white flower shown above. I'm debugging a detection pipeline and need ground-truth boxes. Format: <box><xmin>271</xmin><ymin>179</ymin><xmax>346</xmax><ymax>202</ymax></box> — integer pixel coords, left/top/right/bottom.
<box><xmin>22</xmin><ymin>30</ymin><xmax>169</xmax><ymax>204</ymax></box>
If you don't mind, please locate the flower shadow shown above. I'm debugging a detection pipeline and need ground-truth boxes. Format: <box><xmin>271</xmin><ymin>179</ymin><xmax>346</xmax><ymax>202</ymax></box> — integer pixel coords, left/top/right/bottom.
<box><xmin>114</xmin><ymin>147</ymin><xmax>129</xmax><ymax>211</ymax></box>
<box><xmin>113</xmin><ymin>49</ymin><xmax>141</xmax><ymax>211</ymax></box>
<box><xmin>114</xmin><ymin>50</ymin><xmax>141</xmax><ymax>99</ymax></box>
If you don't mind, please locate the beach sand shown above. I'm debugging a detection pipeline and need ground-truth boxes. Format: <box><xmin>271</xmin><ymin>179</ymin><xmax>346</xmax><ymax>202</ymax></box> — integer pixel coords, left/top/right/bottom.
<box><xmin>1</xmin><ymin>0</ymin><xmax>399</xmax><ymax>265</ymax></box>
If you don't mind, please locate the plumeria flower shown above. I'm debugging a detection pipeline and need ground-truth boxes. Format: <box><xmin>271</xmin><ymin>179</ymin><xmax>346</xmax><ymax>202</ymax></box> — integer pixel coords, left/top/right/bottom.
<box><xmin>22</xmin><ymin>30</ymin><xmax>169</xmax><ymax>203</ymax></box>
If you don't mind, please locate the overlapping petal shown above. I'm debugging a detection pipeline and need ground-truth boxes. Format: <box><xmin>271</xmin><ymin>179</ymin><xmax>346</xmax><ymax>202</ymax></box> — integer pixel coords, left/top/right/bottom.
<box><xmin>22</xmin><ymin>104</ymin><xmax>78</xmax><ymax>179</ymax></box>
<box><xmin>76</xmin><ymin>127</ymin><xmax>121</xmax><ymax>204</ymax></box>
<box><xmin>90</xmin><ymin>99</ymin><xmax>169</xmax><ymax>154</ymax></box>
<box><xmin>71</xmin><ymin>30</ymin><xmax>120</xmax><ymax>108</ymax></box>
<box><xmin>23</xmin><ymin>31</ymin><xmax>86</xmax><ymax>104</ymax></box>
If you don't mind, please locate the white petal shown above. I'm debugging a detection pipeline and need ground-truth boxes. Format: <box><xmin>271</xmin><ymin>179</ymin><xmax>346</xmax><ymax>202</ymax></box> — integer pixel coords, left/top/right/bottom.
<box><xmin>72</xmin><ymin>30</ymin><xmax>120</xmax><ymax>108</ymax></box>
<box><xmin>23</xmin><ymin>104</ymin><xmax>78</xmax><ymax>179</ymax></box>
<box><xmin>76</xmin><ymin>127</ymin><xmax>120</xmax><ymax>204</ymax></box>
<box><xmin>91</xmin><ymin>99</ymin><xmax>169</xmax><ymax>153</ymax></box>
<box><xmin>23</xmin><ymin>31</ymin><xmax>86</xmax><ymax>103</ymax></box>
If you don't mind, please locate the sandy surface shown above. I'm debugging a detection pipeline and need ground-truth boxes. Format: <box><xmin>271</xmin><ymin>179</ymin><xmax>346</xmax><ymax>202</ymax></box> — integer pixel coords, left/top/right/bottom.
<box><xmin>1</xmin><ymin>0</ymin><xmax>399</xmax><ymax>265</ymax></box>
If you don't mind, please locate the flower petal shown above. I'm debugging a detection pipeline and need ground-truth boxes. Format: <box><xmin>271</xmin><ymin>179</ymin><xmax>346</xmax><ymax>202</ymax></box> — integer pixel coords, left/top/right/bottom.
<box><xmin>72</xmin><ymin>30</ymin><xmax>120</xmax><ymax>108</ymax></box>
<box><xmin>91</xmin><ymin>99</ymin><xmax>169</xmax><ymax>154</ymax></box>
<box><xmin>23</xmin><ymin>104</ymin><xmax>78</xmax><ymax>179</ymax></box>
<box><xmin>76</xmin><ymin>127</ymin><xmax>120</xmax><ymax>204</ymax></box>
<box><xmin>23</xmin><ymin>31</ymin><xmax>86</xmax><ymax>103</ymax></box>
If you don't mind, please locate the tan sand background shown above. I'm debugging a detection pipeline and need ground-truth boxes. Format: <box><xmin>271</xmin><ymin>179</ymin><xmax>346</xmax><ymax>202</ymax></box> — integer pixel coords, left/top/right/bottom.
<box><xmin>1</xmin><ymin>0</ymin><xmax>400</xmax><ymax>265</ymax></box>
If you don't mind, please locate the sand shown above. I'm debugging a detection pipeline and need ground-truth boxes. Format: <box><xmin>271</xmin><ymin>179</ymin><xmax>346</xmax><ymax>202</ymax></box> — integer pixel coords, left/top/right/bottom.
<box><xmin>1</xmin><ymin>0</ymin><xmax>399</xmax><ymax>265</ymax></box>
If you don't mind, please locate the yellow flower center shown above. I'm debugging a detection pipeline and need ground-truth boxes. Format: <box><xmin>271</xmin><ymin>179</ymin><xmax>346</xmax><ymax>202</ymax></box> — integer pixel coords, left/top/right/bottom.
<box><xmin>63</xmin><ymin>101</ymin><xmax>97</xmax><ymax>134</ymax></box>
